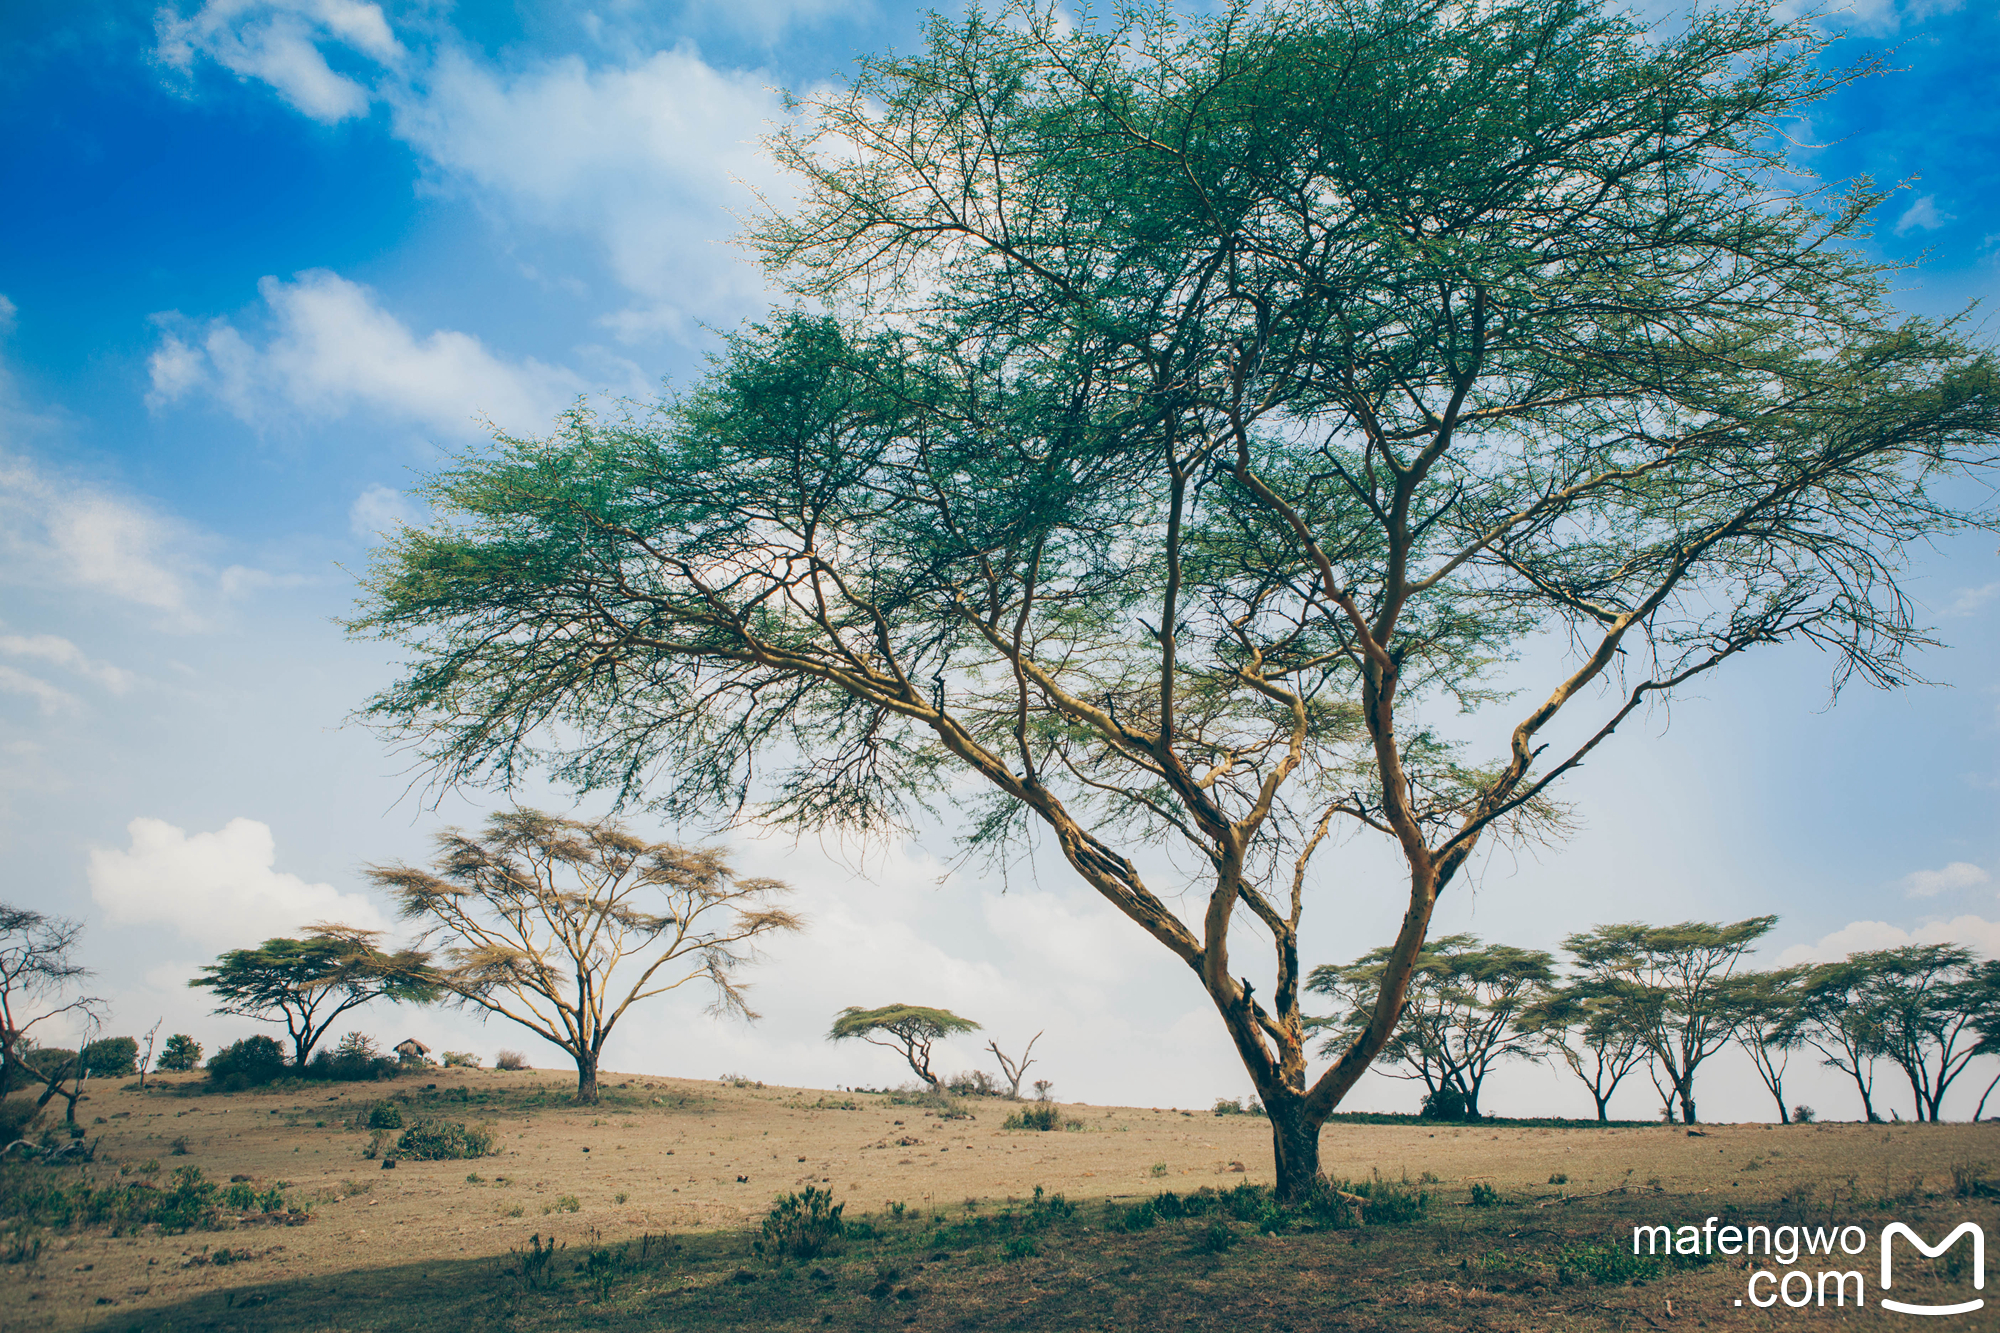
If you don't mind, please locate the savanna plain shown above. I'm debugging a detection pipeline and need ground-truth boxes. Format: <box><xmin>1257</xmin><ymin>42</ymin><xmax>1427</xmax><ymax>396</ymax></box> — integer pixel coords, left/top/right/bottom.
<box><xmin>0</xmin><ymin>1069</ymin><xmax>1994</xmax><ymax>1332</ymax></box>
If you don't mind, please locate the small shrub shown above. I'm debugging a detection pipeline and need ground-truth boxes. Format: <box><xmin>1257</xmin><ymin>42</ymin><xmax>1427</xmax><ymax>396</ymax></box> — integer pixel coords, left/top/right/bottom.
<box><xmin>224</xmin><ymin>1182</ymin><xmax>257</xmax><ymax>1210</ymax></box>
<box><xmin>1150</xmin><ymin>1161</ymin><xmax>1169</xmax><ymax>1178</ymax></box>
<box><xmin>81</xmin><ymin>1037</ymin><xmax>139</xmax><ymax>1078</ymax></box>
<box><xmin>1335</xmin><ymin>1171</ymin><xmax>1430</xmax><ymax>1225</ymax></box>
<box><xmin>1419</xmin><ymin>1086</ymin><xmax>1468</xmax><ymax>1121</ymax></box>
<box><xmin>366</xmin><ymin>1103</ymin><xmax>404</xmax><ymax>1130</ymax></box>
<box><xmin>155</xmin><ymin>1034</ymin><xmax>202</xmax><ymax>1072</ymax></box>
<box><xmin>1468</xmin><ymin>1182</ymin><xmax>1502</xmax><ymax>1207</ymax></box>
<box><xmin>1791</xmin><ymin>1104</ymin><xmax>1816</xmax><ymax>1125</ymax></box>
<box><xmin>495</xmin><ymin>1050</ymin><xmax>527</xmax><ymax>1071</ymax></box>
<box><xmin>755</xmin><ymin>1186</ymin><xmax>846</xmax><ymax>1261</ymax></box>
<box><xmin>442</xmin><ymin>1051</ymin><xmax>480</xmax><ymax>1068</ymax></box>
<box><xmin>1001</xmin><ymin>1235</ymin><xmax>1038</xmax><ymax>1260</ymax></box>
<box><xmin>397</xmin><ymin>1120</ymin><xmax>493</xmax><ymax>1160</ymax></box>
<box><xmin>1213</xmin><ymin>1098</ymin><xmax>1245</xmax><ymax>1116</ymax></box>
<box><xmin>169</xmin><ymin>1137</ymin><xmax>190</xmax><ymax>1156</ymax></box>
<box><xmin>1548</xmin><ymin>1172</ymin><xmax>1569</xmax><ymax>1186</ymax></box>
<box><xmin>946</xmin><ymin>1070</ymin><xmax>1000</xmax><ymax>1097</ymax></box>
<box><xmin>1003</xmin><ymin>1102</ymin><xmax>1062</xmax><ymax>1131</ymax></box>
<box><xmin>513</xmin><ymin>1233</ymin><xmax>563</xmax><ymax>1288</ymax></box>
<box><xmin>206</xmin><ymin>1036</ymin><xmax>287</xmax><ymax>1088</ymax></box>
<box><xmin>1197</xmin><ymin>1218</ymin><xmax>1240</xmax><ymax>1253</ymax></box>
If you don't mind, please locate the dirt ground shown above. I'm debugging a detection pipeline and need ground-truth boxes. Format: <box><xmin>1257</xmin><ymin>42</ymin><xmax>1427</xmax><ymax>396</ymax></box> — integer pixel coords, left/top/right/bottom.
<box><xmin>4</xmin><ymin>1068</ymin><xmax>1996</xmax><ymax>1330</ymax></box>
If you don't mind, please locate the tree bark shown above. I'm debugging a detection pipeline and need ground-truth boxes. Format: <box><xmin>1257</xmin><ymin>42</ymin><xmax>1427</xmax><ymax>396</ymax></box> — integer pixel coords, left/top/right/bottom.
<box><xmin>575</xmin><ymin>1052</ymin><xmax>599</xmax><ymax>1104</ymax></box>
<box><xmin>1265</xmin><ymin>1095</ymin><xmax>1324</xmax><ymax>1205</ymax></box>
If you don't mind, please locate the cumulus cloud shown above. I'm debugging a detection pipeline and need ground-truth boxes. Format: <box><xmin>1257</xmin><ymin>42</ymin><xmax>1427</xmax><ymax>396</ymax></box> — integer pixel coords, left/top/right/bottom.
<box><xmin>0</xmin><ymin>451</ymin><xmax>210</xmax><ymax>621</ymax></box>
<box><xmin>155</xmin><ymin>8</ymin><xmax>788</xmax><ymax>337</ymax></box>
<box><xmin>0</xmin><ymin>664</ymin><xmax>78</xmax><ymax>715</ymax></box>
<box><xmin>1901</xmin><ymin>861</ymin><xmax>1991</xmax><ymax>897</ymax></box>
<box><xmin>148</xmin><ymin>270</ymin><xmax>589</xmax><ymax>437</ymax></box>
<box><xmin>1774</xmin><ymin>913</ymin><xmax>2000</xmax><ymax>966</ymax></box>
<box><xmin>0</xmin><ymin>633</ymin><xmax>136</xmax><ymax>694</ymax></box>
<box><xmin>348</xmin><ymin>483</ymin><xmax>423</xmax><ymax>540</ymax></box>
<box><xmin>88</xmin><ymin>816</ymin><xmax>388</xmax><ymax>949</ymax></box>
<box><xmin>156</xmin><ymin>0</ymin><xmax>402</xmax><ymax>123</ymax></box>
<box><xmin>1946</xmin><ymin>581</ymin><xmax>2000</xmax><ymax>616</ymax></box>
<box><xmin>389</xmin><ymin>46</ymin><xmax>786</xmax><ymax>334</ymax></box>
<box><xmin>1895</xmin><ymin>194</ymin><xmax>1954</xmax><ymax>236</ymax></box>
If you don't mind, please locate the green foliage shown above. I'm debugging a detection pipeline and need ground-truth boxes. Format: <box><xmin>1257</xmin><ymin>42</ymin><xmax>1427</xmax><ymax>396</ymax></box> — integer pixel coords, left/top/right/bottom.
<box><xmin>191</xmin><ymin>927</ymin><xmax>438</xmax><ymax>1068</ymax></box>
<box><xmin>442</xmin><ymin>1051</ymin><xmax>480</xmax><ymax>1068</ymax></box>
<box><xmin>367</xmin><ymin>1103</ymin><xmax>404</xmax><ymax>1130</ymax></box>
<box><xmin>755</xmin><ymin>1186</ymin><xmax>846</xmax><ymax>1261</ymax></box>
<box><xmin>396</xmin><ymin>1119</ymin><xmax>492</xmax><ymax>1159</ymax></box>
<box><xmin>1003</xmin><ymin>1102</ymin><xmax>1063</xmax><ymax>1131</ymax></box>
<box><xmin>0</xmin><ymin>1164</ymin><xmax>303</xmax><ymax>1235</ymax></box>
<box><xmin>1420</xmin><ymin>1087</ymin><xmax>1469</xmax><ymax>1122</ymax></box>
<box><xmin>81</xmin><ymin>1037</ymin><xmax>138</xmax><ymax>1078</ymax></box>
<box><xmin>155</xmin><ymin>1034</ymin><xmax>202</xmax><ymax>1072</ymax></box>
<box><xmin>1467</xmin><ymin>1182</ymin><xmax>1502</xmax><ymax>1207</ymax></box>
<box><xmin>308</xmin><ymin>1032</ymin><xmax>404</xmax><ymax>1083</ymax></box>
<box><xmin>206</xmin><ymin>1036</ymin><xmax>287</xmax><ymax>1089</ymax></box>
<box><xmin>829</xmin><ymin>1005</ymin><xmax>981</xmax><ymax>1090</ymax></box>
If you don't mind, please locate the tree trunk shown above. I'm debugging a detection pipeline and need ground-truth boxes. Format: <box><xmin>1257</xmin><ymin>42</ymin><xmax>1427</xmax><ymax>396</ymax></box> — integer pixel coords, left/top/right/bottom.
<box><xmin>575</xmin><ymin>1051</ymin><xmax>599</xmax><ymax>1104</ymax></box>
<box><xmin>1679</xmin><ymin>1091</ymin><xmax>1697</xmax><ymax>1124</ymax></box>
<box><xmin>1593</xmin><ymin>1092</ymin><xmax>1610</xmax><ymax>1123</ymax></box>
<box><xmin>1266</xmin><ymin>1095</ymin><xmax>1323</xmax><ymax>1205</ymax></box>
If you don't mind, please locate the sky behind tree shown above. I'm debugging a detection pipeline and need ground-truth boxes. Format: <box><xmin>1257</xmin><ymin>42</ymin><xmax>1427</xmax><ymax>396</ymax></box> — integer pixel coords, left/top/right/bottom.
<box><xmin>0</xmin><ymin>0</ymin><xmax>1995</xmax><ymax>1120</ymax></box>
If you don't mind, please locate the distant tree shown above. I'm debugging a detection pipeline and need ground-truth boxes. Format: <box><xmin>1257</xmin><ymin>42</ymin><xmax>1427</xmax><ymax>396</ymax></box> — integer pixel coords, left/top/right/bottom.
<box><xmin>1962</xmin><ymin>960</ymin><xmax>2000</xmax><ymax>1121</ymax></box>
<box><xmin>81</xmin><ymin>1036</ymin><xmax>138</xmax><ymax>1079</ymax></box>
<box><xmin>1851</xmin><ymin>944</ymin><xmax>1988</xmax><ymax>1122</ymax></box>
<box><xmin>191</xmin><ymin>925</ymin><xmax>438</xmax><ymax>1068</ymax></box>
<box><xmin>206</xmin><ymin>1035</ymin><xmax>288</xmax><ymax>1088</ymax></box>
<box><xmin>1565</xmin><ymin>917</ymin><xmax>1775</xmax><ymax>1124</ymax></box>
<box><xmin>0</xmin><ymin>906</ymin><xmax>99</xmax><ymax>1099</ymax></box>
<box><xmin>987</xmin><ymin>1032</ymin><xmax>1043</xmax><ymax>1099</ymax></box>
<box><xmin>1516</xmin><ymin>978</ymin><xmax>1649</xmax><ymax>1123</ymax></box>
<box><xmin>1718</xmin><ymin>967</ymin><xmax>1808</xmax><ymax>1123</ymax></box>
<box><xmin>136</xmin><ymin>1020</ymin><xmax>162</xmax><ymax>1090</ymax></box>
<box><xmin>830</xmin><ymin>1005</ymin><xmax>981</xmax><ymax>1091</ymax></box>
<box><xmin>1309</xmin><ymin>936</ymin><xmax>1554</xmax><ymax>1119</ymax></box>
<box><xmin>154</xmin><ymin>1034</ymin><xmax>202</xmax><ymax>1073</ymax></box>
<box><xmin>369</xmin><ymin>809</ymin><xmax>799</xmax><ymax>1104</ymax></box>
<box><xmin>1778</xmin><ymin>958</ymin><xmax>1887</xmax><ymax>1122</ymax></box>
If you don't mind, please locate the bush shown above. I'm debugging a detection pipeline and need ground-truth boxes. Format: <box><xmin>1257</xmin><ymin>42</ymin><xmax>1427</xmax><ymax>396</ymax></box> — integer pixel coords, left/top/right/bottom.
<box><xmin>1791</xmin><ymin>1104</ymin><xmax>1816</xmax><ymax>1125</ymax></box>
<box><xmin>396</xmin><ymin>1120</ymin><xmax>493</xmax><ymax>1160</ymax></box>
<box><xmin>155</xmin><ymin>1035</ymin><xmax>202</xmax><ymax>1072</ymax></box>
<box><xmin>441</xmin><ymin>1051</ymin><xmax>480</xmax><ymax>1068</ymax></box>
<box><xmin>495</xmin><ymin>1050</ymin><xmax>527</xmax><ymax>1071</ymax></box>
<box><xmin>82</xmin><ymin>1038</ymin><xmax>138</xmax><ymax>1078</ymax></box>
<box><xmin>1003</xmin><ymin>1102</ymin><xmax>1063</xmax><ymax>1131</ymax></box>
<box><xmin>18</xmin><ymin>1047</ymin><xmax>75</xmax><ymax>1081</ymax></box>
<box><xmin>755</xmin><ymin>1186</ymin><xmax>846</xmax><ymax>1261</ymax></box>
<box><xmin>206</xmin><ymin>1037</ymin><xmax>287</xmax><ymax>1089</ymax></box>
<box><xmin>0</xmin><ymin>1097</ymin><xmax>42</xmax><ymax>1143</ymax></box>
<box><xmin>946</xmin><ymin>1070</ymin><xmax>1000</xmax><ymax>1097</ymax></box>
<box><xmin>1419</xmin><ymin>1087</ymin><xmax>1469</xmax><ymax>1122</ymax></box>
<box><xmin>306</xmin><ymin>1034</ymin><xmax>402</xmax><ymax>1083</ymax></box>
<box><xmin>1468</xmin><ymin>1182</ymin><xmax>1502</xmax><ymax>1207</ymax></box>
<box><xmin>366</xmin><ymin>1103</ymin><xmax>404</xmax><ymax>1130</ymax></box>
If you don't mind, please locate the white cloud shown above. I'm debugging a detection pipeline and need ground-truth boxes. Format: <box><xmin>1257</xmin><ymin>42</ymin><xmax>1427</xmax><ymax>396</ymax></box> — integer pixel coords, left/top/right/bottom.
<box><xmin>1775</xmin><ymin>913</ymin><xmax>2000</xmax><ymax>966</ymax></box>
<box><xmin>1946</xmin><ymin>581</ymin><xmax>2000</xmax><ymax>616</ymax></box>
<box><xmin>88</xmin><ymin>816</ymin><xmax>388</xmax><ymax>949</ymax></box>
<box><xmin>156</xmin><ymin>0</ymin><xmax>401</xmax><ymax>124</ymax></box>
<box><xmin>0</xmin><ymin>451</ymin><xmax>209</xmax><ymax>620</ymax></box>
<box><xmin>0</xmin><ymin>633</ymin><xmax>136</xmax><ymax>694</ymax></box>
<box><xmin>0</xmin><ymin>294</ymin><xmax>16</xmax><ymax>334</ymax></box>
<box><xmin>348</xmin><ymin>483</ymin><xmax>422</xmax><ymax>540</ymax></box>
<box><xmin>0</xmin><ymin>664</ymin><xmax>79</xmax><ymax>715</ymax></box>
<box><xmin>389</xmin><ymin>46</ymin><xmax>787</xmax><ymax>334</ymax></box>
<box><xmin>1895</xmin><ymin>194</ymin><xmax>1954</xmax><ymax>236</ymax></box>
<box><xmin>149</xmin><ymin>270</ymin><xmax>589</xmax><ymax>437</ymax></box>
<box><xmin>1901</xmin><ymin>860</ymin><xmax>1991</xmax><ymax>897</ymax></box>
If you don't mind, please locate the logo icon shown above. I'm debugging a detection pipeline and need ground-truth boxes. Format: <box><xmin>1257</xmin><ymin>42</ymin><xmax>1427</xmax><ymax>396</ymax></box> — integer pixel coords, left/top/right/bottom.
<box><xmin>1881</xmin><ymin>1222</ymin><xmax>1984</xmax><ymax>1317</ymax></box>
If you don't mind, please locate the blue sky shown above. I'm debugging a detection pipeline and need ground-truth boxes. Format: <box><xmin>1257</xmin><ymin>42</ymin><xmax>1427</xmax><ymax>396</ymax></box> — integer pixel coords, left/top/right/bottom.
<box><xmin>0</xmin><ymin>0</ymin><xmax>1996</xmax><ymax>1120</ymax></box>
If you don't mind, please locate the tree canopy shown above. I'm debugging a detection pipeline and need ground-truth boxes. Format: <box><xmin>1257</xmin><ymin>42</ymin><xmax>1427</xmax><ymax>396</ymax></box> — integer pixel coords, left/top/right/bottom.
<box><xmin>367</xmin><ymin>808</ymin><xmax>799</xmax><ymax>1103</ymax></box>
<box><xmin>190</xmin><ymin>924</ymin><xmax>438</xmax><ymax>1068</ymax></box>
<box><xmin>830</xmin><ymin>1003</ymin><xmax>983</xmax><ymax>1090</ymax></box>
<box><xmin>349</xmin><ymin>0</ymin><xmax>2000</xmax><ymax>1195</ymax></box>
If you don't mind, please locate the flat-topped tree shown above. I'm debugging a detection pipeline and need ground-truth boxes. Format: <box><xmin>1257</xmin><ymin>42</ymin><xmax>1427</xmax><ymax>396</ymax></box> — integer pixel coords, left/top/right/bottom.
<box><xmin>350</xmin><ymin>0</ymin><xmax>2000</xmax><ymax>1200</ymax></box>
<box><xmin>368</xmin><ymin>809</ymin><xmax>799</xmax><ymax>1103</ymax></box>
<box><xmin>830</xmin><ymin>1004</ymin><xmax>981</xmax><ymax>1091</ymax></box>
<box><xmin>191</xmin><ymin>925</ymin><xmax>439</xmax><ymax>1068</ymax></box>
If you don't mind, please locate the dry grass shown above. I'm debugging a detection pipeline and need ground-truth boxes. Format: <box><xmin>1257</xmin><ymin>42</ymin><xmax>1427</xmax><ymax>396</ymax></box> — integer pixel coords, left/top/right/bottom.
<box><xmin>0</xmin><ymin>1069</ymin><xmax>1993</xmax><ymax>1330</ymax></box>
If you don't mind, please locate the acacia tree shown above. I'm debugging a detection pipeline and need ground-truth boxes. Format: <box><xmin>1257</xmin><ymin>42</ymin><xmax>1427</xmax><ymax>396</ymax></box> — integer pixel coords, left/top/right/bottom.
<box><xmin>1565</xmin><ymin>918</ymin><xmax>1773</xmax><ymax>1123</ymax></box>
<box><xmin>1516</xmin><ymin>978</ymin><xmax>1649</xmax><ymax>1122</ymax></box>
<box><xmin>349</xmin><ymin>0</ymin><xmax>2000</xmax><ymax>1199</ymax></box>
<box><xmin>830</xmin><ymin>1004</ymin><xmax>981</xmax><ymax>1090</ymax></box>
<box><xmin>0</xmin><ymin>906</ymin><xmax>99</xmax><ymax>1100</ymax></box>
<box><xmin>1309</xmin><ymin>935</ymin><xmax>1552</xmax><ymax>1118</ymax></box>
<box><xmin>1718</xmin><ymin>967</ymin><xmax>1807</xmax><ymax>1123</ymax></box>
<box><xmin>367</xmin><ymin>809</ymin><xmax>799</xmax><ymax>1103</ymax></box>
<box><xmin>1778</xmin><ymin>958</ymin><xmax>1886</xmax><ymax>1122</ymax></box>
<box><xmin>1853</xmin><ymin>944</ymin><xmax>1988</xmax><ymax>1122</ymax></box>
<box><xmin>190</xmin><ymin>925</ymin><xmax>438</xmax><ymax>1067</ymax></box>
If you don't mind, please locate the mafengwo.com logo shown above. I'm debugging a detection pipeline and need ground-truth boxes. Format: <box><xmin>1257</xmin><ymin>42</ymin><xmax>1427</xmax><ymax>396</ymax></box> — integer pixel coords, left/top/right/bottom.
<box><xmin>1632</xmin><ymin>1216</ymin><xmax>1984</xmax><ymax>1314</ymax></box>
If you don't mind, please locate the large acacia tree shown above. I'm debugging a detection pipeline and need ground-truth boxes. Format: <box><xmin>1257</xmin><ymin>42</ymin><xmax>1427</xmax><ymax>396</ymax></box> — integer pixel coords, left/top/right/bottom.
<box><xmin>367</xmin><ymin>809</ymin><xmax>799</xmax><ymax>1102</ymax></box>
<box><xmin>191</xmin><ymin>925</ymin><xmax>438</xmax><ymax>1067</ymax></box>
<box><xmin>350</xmin><ymin>0</ymin><xmax>2000</xmax><ymax>1198</ymax></box>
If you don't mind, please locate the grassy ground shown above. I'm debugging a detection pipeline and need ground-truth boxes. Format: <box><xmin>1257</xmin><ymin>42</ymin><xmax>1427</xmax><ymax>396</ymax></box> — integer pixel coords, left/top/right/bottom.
<box><xmin>77</xmin><ymin>1178</ymin><xmax>2000</xmax><ymax>1332</ymax></box>
<box><xmin>1</xmin><ymin>1071</ymin><xmax>1996</xmax><ymax>1330</ymax></box>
